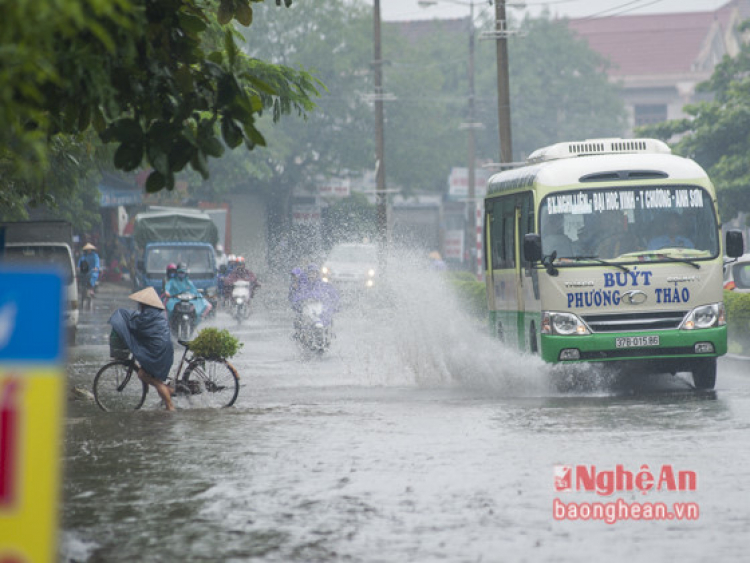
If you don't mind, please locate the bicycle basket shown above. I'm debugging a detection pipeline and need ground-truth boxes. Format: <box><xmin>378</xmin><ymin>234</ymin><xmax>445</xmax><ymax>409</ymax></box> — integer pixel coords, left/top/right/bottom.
<box><xmin>109</xmin><ymin>329</ymin><xmax>130</xmax><ymax>360</ymax></box>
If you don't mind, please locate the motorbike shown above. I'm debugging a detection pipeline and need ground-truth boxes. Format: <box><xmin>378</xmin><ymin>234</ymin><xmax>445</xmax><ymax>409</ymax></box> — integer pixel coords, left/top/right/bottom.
<box><xmin>231</xmin><ymin>280</ymin><xmax>252</xmax><ymax>324</ymax></box>
<box><xmin>295</xmin><ymin>300</ymin><xmax>333</xmax><ymax>353</ymax></box>
<box><xmin>169</xmin><ymin>291</ymin><xmax>200</xmax><ymax>341</ymax></box>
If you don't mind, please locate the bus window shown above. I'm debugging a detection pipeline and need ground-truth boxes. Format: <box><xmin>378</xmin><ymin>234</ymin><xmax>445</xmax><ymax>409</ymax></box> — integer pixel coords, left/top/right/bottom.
<box><xmin>539</xmin><ymin>186</ymin><xmax>719</xmax><ymax>262</ymax></box>
<box><xmin>519</xmin><ymin>193</ymin><xmax>534</xmax><ymax>263</ymax></box>
<box><xmin>490</xmin><ymin>197</ymin><xmax>515</xmax><ymax>269</ymax></box>
<box><xmin>504</xmin><ymin>214</ymin><xmax>515</xmax><ymax>269</ymax></box>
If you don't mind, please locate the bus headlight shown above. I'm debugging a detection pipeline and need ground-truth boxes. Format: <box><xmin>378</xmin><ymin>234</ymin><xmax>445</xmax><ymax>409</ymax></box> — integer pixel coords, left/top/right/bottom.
<box><xmin>321</xmin><ymin>266</ymin><xmax>330</xmax><ymax>275</ymax></box>
<box><xmin>680</xmin><ymin>302</ymin><xmax>725</xmax><ymax>330</ymax></box>
<box><xmin>542</xmin><ymin>311</ymin><xmax>590</xmax><ymax>336</ymax></box>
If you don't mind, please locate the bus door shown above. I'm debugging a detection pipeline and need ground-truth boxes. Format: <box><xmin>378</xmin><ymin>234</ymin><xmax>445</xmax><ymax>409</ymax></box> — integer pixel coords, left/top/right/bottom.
<box><xmin>517</xmin><ymin>193</ymin><xmax>537</xmax><ymax>352</ymax></box>
<box><xmin>488</xmin><ymin>193</ymin><xmax>532</xmax><ymax>347</ymax></box>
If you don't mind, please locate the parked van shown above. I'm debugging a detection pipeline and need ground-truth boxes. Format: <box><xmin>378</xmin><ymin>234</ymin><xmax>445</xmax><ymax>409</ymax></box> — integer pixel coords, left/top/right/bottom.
<box><xmin>0</xmin><ymin>221</ymin><xmax>80</xmax><ymax>344</ymax></box>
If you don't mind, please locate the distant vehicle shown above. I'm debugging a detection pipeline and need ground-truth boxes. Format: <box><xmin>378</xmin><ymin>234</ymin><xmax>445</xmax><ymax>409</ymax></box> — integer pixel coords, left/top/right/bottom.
<box><xmin>321</xmin><ymin>243</ymin><xmax>378</xmax><ymax>292</ymax></box>
<box><xmin>133</xmin><ymin>209</ymin><xmax>219</xmax><ymax>301</ymax></box>
<box><xmin>723</xmin><ymin>253</ymin><xmax>750</xmax><ymax>293</ymax></box>
<box><xmin>231</xmin><ymin>280</ymin><xmax>252</xmax><ymax>324</ymax></box>
<box><xmin>296</xmin><ymin>299</ymin><xmax>334</xmax><ymax>354</ymax></box>
<box><xmin>0</xmin><ymin>220</ymin><xmax>79</xmax><ymax>344</ymax></box>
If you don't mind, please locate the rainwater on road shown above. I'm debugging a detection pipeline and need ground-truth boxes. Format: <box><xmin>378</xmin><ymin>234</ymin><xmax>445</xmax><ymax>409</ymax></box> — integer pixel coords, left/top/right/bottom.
<box><xmin>61</xmin><ymin>266</ymin><xmax>750</xmax><ymax>562</ymax></box>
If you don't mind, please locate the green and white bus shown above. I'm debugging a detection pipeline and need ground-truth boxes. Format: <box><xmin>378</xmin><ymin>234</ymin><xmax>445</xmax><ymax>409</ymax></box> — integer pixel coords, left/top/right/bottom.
<box><xmin>483</xmin><ymin>138</ymin><xmax>744</xmax><ymax>389</ymax></box>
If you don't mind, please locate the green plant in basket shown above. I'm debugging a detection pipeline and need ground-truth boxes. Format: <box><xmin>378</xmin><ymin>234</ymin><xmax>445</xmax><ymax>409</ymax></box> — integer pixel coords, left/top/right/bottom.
<box><xmin>189</xmin><ymin>328</ymin><xmax>243</xmax><ymax>359</ymax></box>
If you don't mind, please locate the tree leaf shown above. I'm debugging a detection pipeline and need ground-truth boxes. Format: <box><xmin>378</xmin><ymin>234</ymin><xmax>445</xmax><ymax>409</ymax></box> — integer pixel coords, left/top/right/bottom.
<box><xmin>146</xmin><ymin>171</ymin><xmax>166</xmax><ymax>193</ymax></box>
<box><xmin>178</xmin><ymin>12</ymin><xmax>207</xmax><ymax>36</ymax></box>
<box><xmin>203</xmin><ymin>135</ymin><xmax>225</xmax><ymax>158</ymax></box>
<box><xmin>191</xmin><ymin>150</ymin><xmax>210</xmax><ymax>179</ymax></box>
<box><xmin>114</xmin><ymin>142</ymin><xmax>143</xmax><ymax>171</ymax></box>
<box><xmin>221</xmin><ymin>115</ymin><xmax>243</xmax><ymax>148</ymax></box>
<box><xmin>217</xmin><ymin>0</ymin><xmax>234</xmax><ymax>25</ymax></box>
<box><xmin>235</xmin><ymin>1</ymin><xmax>253</xmax><ymax>26</ymax></box>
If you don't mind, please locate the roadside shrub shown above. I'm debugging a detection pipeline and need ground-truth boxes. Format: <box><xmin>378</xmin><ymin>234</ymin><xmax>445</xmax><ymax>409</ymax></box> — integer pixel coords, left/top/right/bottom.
<box><xmin>447</xmin><ymin>271</ymin><xmax>488</xmax><ymax>319</ymax></box>
<box><xmin>724</xmin><ymin>290</ymin><xmax>750</xmax><ymax>353</ymax></box>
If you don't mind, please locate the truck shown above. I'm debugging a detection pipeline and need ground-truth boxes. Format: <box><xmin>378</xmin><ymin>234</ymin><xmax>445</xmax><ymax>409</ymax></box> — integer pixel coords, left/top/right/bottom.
<box><xmin>0</xmin><ymin>220</ymin><xmax>80</xmax><ymax>343</ymax></box>
<box><xmin>133</xmin><ymin>209</ymin><xmax>219</xmax><ymax>298</ymax></box>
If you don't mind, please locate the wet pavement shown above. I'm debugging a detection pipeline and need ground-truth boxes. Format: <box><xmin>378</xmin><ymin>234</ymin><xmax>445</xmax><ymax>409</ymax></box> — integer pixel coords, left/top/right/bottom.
<box><xmin>61</xmin><ymin>276</ymin><xmax>750</xmax><ymax>562</ymax></box>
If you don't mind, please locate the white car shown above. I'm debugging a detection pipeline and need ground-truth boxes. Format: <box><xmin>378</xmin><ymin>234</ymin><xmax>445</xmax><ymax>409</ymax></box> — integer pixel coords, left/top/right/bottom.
<box><xmin>724</xmin><ymin>253</ymin><xmax>750</xmax><ymax>293</ymax></box>
<box><xmin>3</xmin><ymin>242</ymin><xmax>79</xmax><ymax>342</ymax></box>
<box><xmin>321</xmin><ymin>243</ymin><xmax>378</xmax><ymax>291</ymax></box>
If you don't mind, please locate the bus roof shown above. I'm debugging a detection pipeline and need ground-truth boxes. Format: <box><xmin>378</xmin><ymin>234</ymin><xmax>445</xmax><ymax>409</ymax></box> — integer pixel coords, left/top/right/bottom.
<box><xmin>486</xmin><ymin>150</ymin><xmax>710</xmax><ymax>197</ymax></box>
<box><xmin>527</xmin><ymin>138</ymin><xmax>670</xmax><ymax>163</ymax></box>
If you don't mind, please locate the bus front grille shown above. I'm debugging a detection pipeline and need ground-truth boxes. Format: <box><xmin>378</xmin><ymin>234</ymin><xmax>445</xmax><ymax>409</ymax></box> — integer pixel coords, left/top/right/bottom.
<box><xmin>582</xmin><ymin>311</ymin><xmax>688</xmax><ymax>333</ymax></box>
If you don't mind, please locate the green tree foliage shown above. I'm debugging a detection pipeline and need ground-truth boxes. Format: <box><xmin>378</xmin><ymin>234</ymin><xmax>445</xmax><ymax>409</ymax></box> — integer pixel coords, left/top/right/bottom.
<box><xmin>500</xmin><ymin>14</ymin><xmax>626</xmax><ymax>160</ymax></box>
<box><xmin>203</xmin><ymin>5</ymin><xmax>625</xmax><ymax>208</ymax></box>
<box><xmin>637</xmin><ymin>23</ymin><xmax>750</xmax><ymax>220</ymax></box>
<box><xmin>0</xmin><ymin>0</ymin><xmax>319</xmax><ymax>217</ymax></box>
<box><xmin>206</xmin><ymin>1</ymin><xmax>374</xmax><ymax>211</ymax></box>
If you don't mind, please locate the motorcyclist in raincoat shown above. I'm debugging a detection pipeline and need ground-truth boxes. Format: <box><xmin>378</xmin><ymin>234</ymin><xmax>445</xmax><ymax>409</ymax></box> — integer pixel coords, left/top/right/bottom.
<box><xmin>164</xmin><ymin>263</ymin><xmax>212</xmax><ymax>320</ymax></box>
<box><xmin>223</xmin><ymin>257</ymin><xmax>261</xmax><ymax>301</ymax></box>
<box><xmin>290</xmin><ymin>264</ymin><xmax>339</xmax><ymax>326</ymax></box>
<box><xmin>109</xmin><ymin>287</ymin><xmax>175</xmax><ymax>411</ymax></box>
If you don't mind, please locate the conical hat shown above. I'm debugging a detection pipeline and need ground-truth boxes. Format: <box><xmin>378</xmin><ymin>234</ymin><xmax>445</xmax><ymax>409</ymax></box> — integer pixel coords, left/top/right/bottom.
<box><xmin>128</xmin><ymin>287</ymin><xmax>165</xmax><ymax>310</ymax></box>
<box><xmin>82</xmin><ymin>243</ymin><xmax>96</xmax><ymax>251</ymax></box>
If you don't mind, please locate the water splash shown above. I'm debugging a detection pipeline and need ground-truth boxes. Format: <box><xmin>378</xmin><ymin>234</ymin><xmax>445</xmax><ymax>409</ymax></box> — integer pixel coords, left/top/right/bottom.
<box><xmin>330</xmin><ymin>247</ymin><xmax>554</xmax><ymax>396</ymax></box>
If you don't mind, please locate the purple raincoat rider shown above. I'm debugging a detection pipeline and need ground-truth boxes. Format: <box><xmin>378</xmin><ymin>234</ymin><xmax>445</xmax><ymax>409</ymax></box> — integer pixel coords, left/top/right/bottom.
<box><xmin>290</xmin><ymin>264</ymin><xmax>339</xmax><ymax>325</ymax></box>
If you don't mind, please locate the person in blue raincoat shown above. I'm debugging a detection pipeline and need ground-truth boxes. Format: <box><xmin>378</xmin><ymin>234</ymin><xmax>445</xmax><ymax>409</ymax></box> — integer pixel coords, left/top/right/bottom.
<box><xmin>78</xmin><ymin>242</ymin><xmax>101</xmax><ymax>294</ymax></box>
<box><xmin>109</xmin><ymin>287</ymin><xmax>175</xmax><ymax>410</ymax></box>
<box><xmin>164</xmin><ymin>262</ymin><xmax>212</xmax><ymax>320</ymax></box>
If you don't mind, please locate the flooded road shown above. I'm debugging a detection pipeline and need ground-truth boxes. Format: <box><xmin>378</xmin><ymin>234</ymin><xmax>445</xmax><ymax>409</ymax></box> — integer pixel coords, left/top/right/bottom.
<box><xmin>61</xmin><ymin>276</ymin><xmax>750</xmax><ymax>562</ymax></box>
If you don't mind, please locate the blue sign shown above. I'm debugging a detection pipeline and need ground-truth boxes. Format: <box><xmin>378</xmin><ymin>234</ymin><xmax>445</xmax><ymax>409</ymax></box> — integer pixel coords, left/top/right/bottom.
<box><xmin>0</xmin><ymin>269</ymin><xmax>63</xmax><ymax>362</ymax></box>
<box><xmin>98</xmin><ymin>184</ymin><xmax>143</xmax><ymax>207</ymax></box>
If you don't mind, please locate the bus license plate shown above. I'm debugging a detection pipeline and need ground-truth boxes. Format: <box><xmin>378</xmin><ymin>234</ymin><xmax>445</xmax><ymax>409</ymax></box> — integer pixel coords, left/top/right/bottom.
<box><xmin>615</xmin><ymin>336</ymin><xmax>660</xmax><ymax>348</ymax></box>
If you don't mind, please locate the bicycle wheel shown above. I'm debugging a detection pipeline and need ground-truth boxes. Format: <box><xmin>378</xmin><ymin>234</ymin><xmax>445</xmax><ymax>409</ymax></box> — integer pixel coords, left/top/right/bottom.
<box><xmin>182</xmin><ymin>358</ymin><xmax>239</xmax><ymax>408</ymax></box>
<box><xmin>93</xmin><ymin>360</ymin><xmax>148</xmax><ymax>412</ymax></box>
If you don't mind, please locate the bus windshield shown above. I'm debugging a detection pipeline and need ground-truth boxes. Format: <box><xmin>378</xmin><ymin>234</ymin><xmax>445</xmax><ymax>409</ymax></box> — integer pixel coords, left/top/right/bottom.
<box><xmin>539</xmin><ymin>186</ymin><xmax>719</xmax><ymax>264</ymax></box>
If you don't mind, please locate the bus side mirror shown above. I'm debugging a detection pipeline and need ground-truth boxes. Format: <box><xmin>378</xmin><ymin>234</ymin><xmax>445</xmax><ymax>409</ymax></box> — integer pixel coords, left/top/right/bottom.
<box><xmin>137</xmin><ymin>259</ymin><xmax>145</xmax><ymax>271</ymax></box>
<box><xmin>726</xmin><ymin>230</ymin><xmax>744</xmax><ymax>258</ymax></box>
<box><xmin>524</xmin><ymin>233</ymin><xmax>542</xmax><ymax>263</ymax></box>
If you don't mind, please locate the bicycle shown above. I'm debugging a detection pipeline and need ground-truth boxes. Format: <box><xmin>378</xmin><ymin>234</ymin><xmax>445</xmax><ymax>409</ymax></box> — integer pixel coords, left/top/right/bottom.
<box><xmin>93</xmin><ymin>339</ymin><xmax>240</xmax><ymax>411</ymax></box>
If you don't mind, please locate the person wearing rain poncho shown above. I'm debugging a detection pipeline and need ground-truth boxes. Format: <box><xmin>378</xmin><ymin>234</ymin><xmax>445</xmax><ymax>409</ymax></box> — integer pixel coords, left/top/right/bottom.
<box><xmin>164</xmin><ymin>263</ymin><xmax>212</xmax><ymax>320</ymax></box>
<box><xmin>109</xmin><ymin>287</ymin><xmax>175</xmax><ymax>411</ymax></box>
<box><xmin>78</xmin><ymin>242</ymin><xmax>101</xmax><ymax>294</ymax></box>
<box><xmin>290</xmin><ymin>264</ymin><xmax>339</xmax><ymax>327</ymax></box>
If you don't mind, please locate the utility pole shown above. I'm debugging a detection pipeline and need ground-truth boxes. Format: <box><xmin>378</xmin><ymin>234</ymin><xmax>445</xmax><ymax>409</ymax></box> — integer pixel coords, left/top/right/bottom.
<box><xmin>466</xmin><ymin>2</ymin><xmax>478</xmax><ymax>274</ymax></box>
<box><xmin>495</xmin><ymin>0</ymin><xmax>513</xmax><ymax>164</ymax></box>
<box><xmin>373</xmin><ymin>0</ymin><xmax>388</xmax><ymax>271</ymax></box>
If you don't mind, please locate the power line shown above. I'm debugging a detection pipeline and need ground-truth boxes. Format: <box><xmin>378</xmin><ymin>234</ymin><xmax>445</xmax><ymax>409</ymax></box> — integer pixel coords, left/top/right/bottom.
<box><xmin>576</xmin><ymin>0</ymin><xmax>667</xmax><ymax>20</ymax></box>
